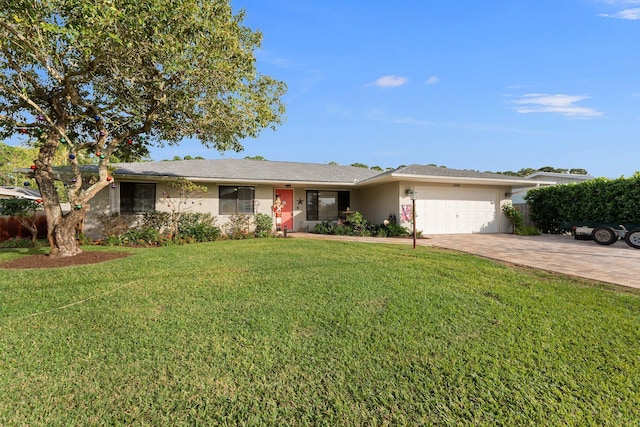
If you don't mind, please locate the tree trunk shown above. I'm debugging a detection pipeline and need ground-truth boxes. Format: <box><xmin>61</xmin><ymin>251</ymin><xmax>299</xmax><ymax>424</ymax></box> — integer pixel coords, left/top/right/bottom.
<box><xmin>14</xmin><ymin>217</ymin><xmax>39</xmax><ymax>246</ymax></box>
<box><xmin>49</xmin><ymin>212</ymin><xmax>83</xmax><ymax>257</ymax></box>
<box><xmin>34</xmin><ymin>138</ymin><xmax>84</xmax><ymax>258</ymax></box>
<box><xmin>38</xmin><ymin>189</ymin><xmax>85</xmax><ymax>258</ymax></box>
<box><xmin>26</xmin><ymin>221</ymin><xmax>38</xmax><ymax>246</ymax></box>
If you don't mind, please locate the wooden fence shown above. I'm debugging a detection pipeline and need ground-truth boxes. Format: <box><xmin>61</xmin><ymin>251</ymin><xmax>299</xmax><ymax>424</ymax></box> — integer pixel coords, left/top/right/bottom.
<box><xmin>514</xmin><ymin>203</ymin><xmax>535</xmax><ymax>227</ymax></box>
<box><xmin>0</xmin><ymin>212</ymin><xmax>48</xmax><ymax>242</ymax></box>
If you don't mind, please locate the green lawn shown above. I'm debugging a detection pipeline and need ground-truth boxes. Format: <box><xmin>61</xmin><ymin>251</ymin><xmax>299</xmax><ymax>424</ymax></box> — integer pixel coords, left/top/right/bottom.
<box><xmin>1</xmin><ymin>239</ymin><xmax>639</xmax><ymax>426</ymax></box>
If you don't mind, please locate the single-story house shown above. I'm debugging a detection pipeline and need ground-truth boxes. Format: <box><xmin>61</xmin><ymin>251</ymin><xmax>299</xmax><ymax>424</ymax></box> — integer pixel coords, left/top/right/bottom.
<box><xmin>79</xmin><ymin>159</ymin><xmax>553</xmax><ymax>238</ymax></box>
<box><xmin>0</xmin><ymin>186</ymin><xmax>47</xmax><ymax>242</ymax></box>
<box><xmin>511</xmin><ymin>171</ymin><xmax>594</xmax><ymax>204</ymax></box>
<box><xmin>0</xmin><ymin>186</ymin><xmax>42</xmax><ymax>200</ymax></box>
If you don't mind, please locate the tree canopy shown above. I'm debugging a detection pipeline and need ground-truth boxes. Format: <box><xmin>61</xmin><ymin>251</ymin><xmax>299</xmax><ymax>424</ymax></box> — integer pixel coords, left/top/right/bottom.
<box><xmin>0</xmin><ymin>141</ymin><xmax>37</xmax><ymax>185</ymax></box>
<box><xmin>0</xmin><ymin>0</ymin><xmax>286</xmax><ymax>256</ymax></box>
<box><xmin>492</xmin><ymin>166</ymin><xmax>589</xmax><ymax>177</ymax></box>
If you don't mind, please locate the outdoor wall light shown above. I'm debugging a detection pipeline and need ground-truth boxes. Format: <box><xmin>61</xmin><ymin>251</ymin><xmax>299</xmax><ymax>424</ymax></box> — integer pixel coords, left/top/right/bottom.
<box><xmin>405</xmin><ymin>188</ymin><xmax>417</xmax><ymax>199</ymax></box>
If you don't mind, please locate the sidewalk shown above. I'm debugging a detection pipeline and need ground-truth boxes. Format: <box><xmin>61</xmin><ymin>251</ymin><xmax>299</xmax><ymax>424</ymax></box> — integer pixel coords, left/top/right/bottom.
<box><xmin>290</xmin><ymin>233</ymin><xmax>640</xmax><ymax>290</ymax></box>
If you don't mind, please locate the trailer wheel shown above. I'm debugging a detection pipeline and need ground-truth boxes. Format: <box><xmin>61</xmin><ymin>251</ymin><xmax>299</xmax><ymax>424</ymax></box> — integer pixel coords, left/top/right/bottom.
<box><xmin>591</xmin><ymin>226</ymin><xmax>618</xmax><ymax>245</ymax></box>
<box><xmin>624</xmin><ymin>228</ymin><xmax>640</xmax><ymax>249</ymax></box>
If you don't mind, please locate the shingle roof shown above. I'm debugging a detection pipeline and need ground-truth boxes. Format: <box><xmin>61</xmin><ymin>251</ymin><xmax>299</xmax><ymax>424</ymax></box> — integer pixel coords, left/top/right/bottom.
<box><xmin>17</xmin><ymin>159</ymin><xmax>551</xmax><ymax>187</ymax></box>
<box><xmin>113</xmin><ymin>158</ymin><xmax>381</xmax><ymax>184</ymax></box>
<box><xmin>359</xmin><ymin>164</ymin><xmax>537</xmax><ymax>183</ymax></box>
<box><xmin>0</xmin><ymin>186</ymin><xmax>42</xmax><ymax>200</ymax></box>
<box><xmin>111</xmin><ymin>159</ymin><xmax>547</xmax><ymax>186</ymax></box>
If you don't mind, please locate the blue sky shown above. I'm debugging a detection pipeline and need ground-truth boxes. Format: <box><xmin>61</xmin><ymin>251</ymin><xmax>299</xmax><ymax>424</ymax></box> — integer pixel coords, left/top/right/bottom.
<box><xmin>7</xmin><ymin>1</ymin><xmax>637</xmax><ymax>178</ymax></box>
<box><xmin>158</xmin><ymin>0</ymin><xmax>639</xmax><ymax>178</ymax></box>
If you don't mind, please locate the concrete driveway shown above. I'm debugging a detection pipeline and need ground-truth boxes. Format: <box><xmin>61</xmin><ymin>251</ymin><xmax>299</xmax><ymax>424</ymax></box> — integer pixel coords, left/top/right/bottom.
<box><xmin>292</xmin><ymin>233</ymin><xmax>640</xmax><ymax>289</ymax></box>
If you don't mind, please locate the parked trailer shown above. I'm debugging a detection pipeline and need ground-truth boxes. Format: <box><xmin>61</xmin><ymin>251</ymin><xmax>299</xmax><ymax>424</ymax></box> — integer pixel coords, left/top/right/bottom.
<box><xmin>573</xmin><ymin>224</ymin><xmax>640</xmax><ymax>249</ymax></box>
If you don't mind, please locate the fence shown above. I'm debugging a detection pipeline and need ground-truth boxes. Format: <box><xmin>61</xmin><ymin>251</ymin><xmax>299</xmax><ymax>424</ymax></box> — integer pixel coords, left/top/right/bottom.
<box><xmin>514</xmin><ymin>203</ymin><xmax>535</xmax><ymax>227</ymax></box>
<box><xmin>0</xmin><ymin>212</ymin><xmax>48</xmax><ymax>242</ymax></box>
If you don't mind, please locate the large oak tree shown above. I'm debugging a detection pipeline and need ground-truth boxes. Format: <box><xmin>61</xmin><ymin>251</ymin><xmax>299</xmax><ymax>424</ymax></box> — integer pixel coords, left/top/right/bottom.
<box><xmin>0</xmin><ymin>0</ymin><xmax>286</xmax><ymax>257</ymax></box>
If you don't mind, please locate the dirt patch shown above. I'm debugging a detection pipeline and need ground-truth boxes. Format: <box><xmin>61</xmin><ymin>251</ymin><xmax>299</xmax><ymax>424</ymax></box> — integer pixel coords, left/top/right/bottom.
<box><xmin>0</xmin><ymin>251</ymin><xmax>131</xmax><ymax>269</ymax></box>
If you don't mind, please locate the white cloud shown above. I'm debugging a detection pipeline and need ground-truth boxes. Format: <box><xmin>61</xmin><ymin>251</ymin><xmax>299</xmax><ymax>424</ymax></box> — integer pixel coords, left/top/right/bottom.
<box><xmin>598</xmin><ymin>7</ymin><xmax>640</xmax><ymax>19</ymax></box>
<box><xmin>425</xmin><ymin>75</ymin><xmax>440</xmax><ymax>85</ymax></box>
<box><xmin>372</xmin><ymin>75</ymin><xmax>408</xmax><ymax>88</ymax></box>
<box><xmin>512</xmin><ymin>93</ymin><xmax>603</xmax><ymax>117</ymax></box>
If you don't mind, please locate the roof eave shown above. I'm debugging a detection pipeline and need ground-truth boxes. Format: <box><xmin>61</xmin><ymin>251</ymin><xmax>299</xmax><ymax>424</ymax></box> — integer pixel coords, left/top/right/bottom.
<box><xmin>359</xmin><ymin>173</ymin><xmax>556</xmax><ymax>187</ymax></box>
<box><xmin>113</xmin><ymin>173</ymin><xmax>360</xmax><ymax>187</ymax></box>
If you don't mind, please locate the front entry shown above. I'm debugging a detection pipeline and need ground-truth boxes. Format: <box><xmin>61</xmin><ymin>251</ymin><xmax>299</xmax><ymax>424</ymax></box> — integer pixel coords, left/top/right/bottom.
<box><xmin>275</xmin><ymin>189</ymin><xmax>294</xmax><ymax>232</ymax></box>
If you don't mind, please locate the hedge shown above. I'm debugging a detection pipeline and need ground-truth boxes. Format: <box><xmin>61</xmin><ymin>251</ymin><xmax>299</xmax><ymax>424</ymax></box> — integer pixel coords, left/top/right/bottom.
<box><xmin>524</xmin><ymin>173</ymin><xmax>640</xmax><ymax>233</ymax></box>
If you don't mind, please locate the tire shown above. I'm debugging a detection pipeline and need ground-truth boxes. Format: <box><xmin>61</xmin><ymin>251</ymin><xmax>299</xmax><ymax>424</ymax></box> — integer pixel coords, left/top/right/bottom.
<box><xmin>624</xmin><ymin>228</ymin><xmax>640</xmax><ymax>249</ymax></box>
<box><xmin>591</xmin><ymin>226</ymin><xmax>618</xmax><ymax>245</ymax></box>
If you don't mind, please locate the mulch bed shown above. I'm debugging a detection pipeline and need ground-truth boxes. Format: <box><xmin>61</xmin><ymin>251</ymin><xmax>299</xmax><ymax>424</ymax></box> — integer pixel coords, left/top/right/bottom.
<box><xmin>0</xmin><ymin>251</ymin><xmax>131</xmax><ymax>269</ymax></box>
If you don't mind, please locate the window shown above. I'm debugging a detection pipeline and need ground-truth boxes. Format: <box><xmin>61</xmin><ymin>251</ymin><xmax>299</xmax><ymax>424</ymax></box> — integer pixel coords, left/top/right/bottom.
<box><xmin>219</xmin><ymin>186</ymin><xmax>255</xmax><ymax>214</ymax></box>
<box><xmin>120</xmin><ymin>182</ymin><xmax>156</xmax><ymax>214</ymax></box>
<box><xmin>306</xmin><ymin>190</ymin><xmax>350</xmax><ymax>221</ymax></box>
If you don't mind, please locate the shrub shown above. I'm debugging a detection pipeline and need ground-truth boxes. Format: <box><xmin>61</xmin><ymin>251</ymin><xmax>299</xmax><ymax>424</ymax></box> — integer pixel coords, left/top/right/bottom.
<box><xmin>254</xmin><ymin>213</ymin><xmax>273</xmax><ymax>238</ymax></box>
<box><xmin>313</xmin><ymin>221</ymin><xmax>334</xmax><ymax>235</ymax></box>
<box><xmin>502</xmin><ymin>204</ymin><xmax>524</xmax><ymax>232</ymax></box>
<box><xmin>333</xmin><ymin>224</ymin><xmax>351</xmax><ymax>235</ymax></box>
<box><xmin>102</xmin><ymin>235</ymin><xmax>123</xmax><ymax>246</ymax></box>
<box><xmin>225</xmin><ymin>214</ymin><xmax>251</xmax><ymax>239</ymax></box>
<box><xmin>141</xmin><ymin>211</ymin><xmax>171</xmax><ymax>233</ymax></box>
<box><xmin>346</xmin><ymin>211</ymin><xmax>368</xmax><ymax>236</ymax></box>
<box><xmin>525</xmin><ymin>174</ymin><xmax>640</xmax><ymax>233</ymax></box>
<box><xmin>383</xmin><ymin>222</ymin><xmax>409</xmax><ymax>237</ymax></box>
<box><xmin>95</xmin><ymin>213</ymin><xmax>137</xmax><ymax>239</ymax></box>
<box><xmin>514</xmin><ymin>226</ymin><xmax>541</xmax><ymax>236</ymax></box>
<box><xmin>177</xmin><ymin>212</ymin><xmax>220</xmax><ymax>242</ymax></box>
<box><xmin>311</xmin><ymin>214</ymin><xmax>410</xmax><ymax>239</ymax></box>
<box><xmin>98</xmin><ymin>212</ymin><xmax>220</xmax><ymax>245</ymax></box>
<box><xmin>121</xmin><ymin>228</ymin><xmax>162</xmax><ymax>246</ymax></box>
<box><xmin>178</xmin><ymin>223</ymin><xmax>221</xmax><ymax>243</ymax></box>
<box><xmin>77</xmin><ymin>233</ymin><xmax>93</xmax><ymax>246</ymax></box>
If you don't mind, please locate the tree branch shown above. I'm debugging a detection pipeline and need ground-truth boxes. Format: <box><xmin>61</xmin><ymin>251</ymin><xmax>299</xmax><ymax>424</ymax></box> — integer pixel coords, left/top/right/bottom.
<box><xmin>0</xmin><ymin>19</ymin><xmax>64</xmax><ymax>83</ymax></box>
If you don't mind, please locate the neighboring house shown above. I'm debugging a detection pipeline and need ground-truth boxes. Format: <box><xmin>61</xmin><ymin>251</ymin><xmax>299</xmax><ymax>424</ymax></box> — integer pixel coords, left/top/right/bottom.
<box><xmin>0</xmin><ymin>186</ymin><xmax>46</xmax><ymax>242</ymax></box>
<box><xmin>0</xmin><ymin>186</ymin><xmax>42</xmax><ymax>200</ymax></box>
<box><xmin>511</xmin><ymin>171</ymin><xmax>594</xmax><ymax>204</ymax></box>
<box><xmin>79</xmin><ymin>159</ymin><xmax>552</xmax><ymax>238</ymax></box>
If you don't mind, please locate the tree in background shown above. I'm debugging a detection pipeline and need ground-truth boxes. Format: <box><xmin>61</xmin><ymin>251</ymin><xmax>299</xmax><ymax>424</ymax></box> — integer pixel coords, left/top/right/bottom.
<box><xmin>493</xmin><ymin>166</ymin><xmax>589</xmax><ymax>177</ymax></box>
<box><xmin>162</xmin><ymin>177</ymin><xmax>208</xmax><ymax>240</ymax></box>
<box><xmin>0</xmin><ymin>142</ymin><xmax>38</xmax><ymax>186</ymax></box>
<box><xmin>0</xmin><ymin>198</ymin><xmax>42</xmax><ymax>244</ymax></box>
<box><xmin>350</xmin><ymin>163</ymin><xmax>369</xmax><ymax>169</ymax></box>
<box><xmin>0</xmin><ymin>0</ymin><xmax>286</xmax><ymax>257</ymax></box>
<box><xmin>569</xmin><ymin>168</ymin><xmax>588</xmax><ymax>175</ymax></box>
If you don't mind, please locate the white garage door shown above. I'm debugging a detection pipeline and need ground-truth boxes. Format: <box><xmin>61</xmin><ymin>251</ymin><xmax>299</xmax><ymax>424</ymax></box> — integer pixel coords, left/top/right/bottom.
<box><xmin>415</xmin><ymin>187</ymin><xmax>499</xmax><ymax>234</ymax></box>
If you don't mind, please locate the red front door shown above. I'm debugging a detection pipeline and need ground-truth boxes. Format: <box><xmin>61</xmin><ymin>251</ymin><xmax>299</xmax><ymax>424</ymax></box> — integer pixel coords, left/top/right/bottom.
<box><xmin>277</xmin><ymin>189</ymin><xmax>294</xmax><ymax>231</ymax></box>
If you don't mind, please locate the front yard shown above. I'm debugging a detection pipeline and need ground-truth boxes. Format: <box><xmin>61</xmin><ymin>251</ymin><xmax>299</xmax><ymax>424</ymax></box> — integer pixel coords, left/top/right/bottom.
<box><xmin>1</xmin><ymin>239</ymin><xmax>639</xmax><ymax>425</ymax></box>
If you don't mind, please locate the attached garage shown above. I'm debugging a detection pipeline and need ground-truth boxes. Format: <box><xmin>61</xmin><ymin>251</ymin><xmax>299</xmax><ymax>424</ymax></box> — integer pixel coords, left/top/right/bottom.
<box><xmin>356</xmin><ymin>164</ymin><xmax>552</xmax><ymax>235</ymax></box>
<box><xmin>414</xmin><ymin>187</ymin><xmax>500</xmax><ymax>234</ymax></box>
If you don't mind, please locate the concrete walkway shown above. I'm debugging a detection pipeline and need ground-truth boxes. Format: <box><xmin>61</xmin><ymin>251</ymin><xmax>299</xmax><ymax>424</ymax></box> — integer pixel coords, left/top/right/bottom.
<box><xmin>290</xmin><ymin>233</ymin><xmax>640</xmax><ymax>290</ymax></box>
